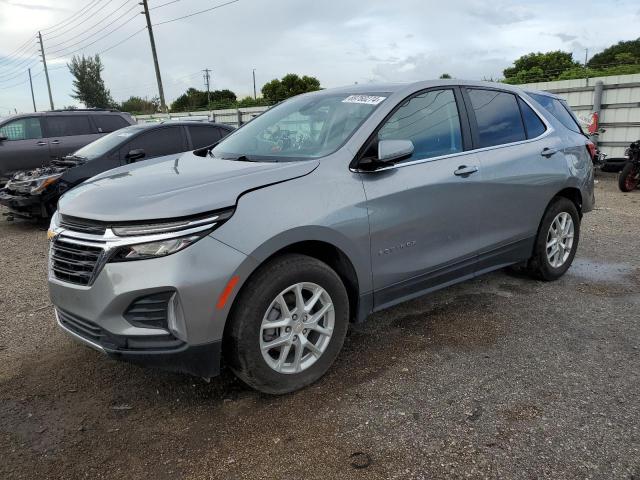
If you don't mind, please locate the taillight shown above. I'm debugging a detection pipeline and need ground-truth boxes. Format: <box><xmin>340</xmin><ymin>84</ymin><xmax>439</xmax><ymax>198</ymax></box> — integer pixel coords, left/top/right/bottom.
<box><xmin>586</xmin><ymin>141</ymin><xmax>596</xmax><ymax>160</ymax></box>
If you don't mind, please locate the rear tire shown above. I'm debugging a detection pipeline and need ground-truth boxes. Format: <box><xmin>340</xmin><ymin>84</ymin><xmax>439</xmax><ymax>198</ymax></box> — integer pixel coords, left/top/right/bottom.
<box><xmin>224</xmin><ymin>254</ymin><xmax>349</xmax><ymax>394</ymax></box>
<box><xmin>618</xmin><ymin>162</ymin><xmax>639</xmax><ymax>192</ymax></box>
<box><xmin>526</xmin><ymin>197</ymin><xmax>580</xmax><ymax>281</ymax></box>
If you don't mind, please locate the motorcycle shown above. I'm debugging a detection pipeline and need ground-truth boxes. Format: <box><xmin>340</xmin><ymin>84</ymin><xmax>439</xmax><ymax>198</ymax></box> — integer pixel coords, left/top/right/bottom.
<box><xmin>618</xmin><ymin>140</ymin><xmax>640</xmax><ymax>192</ymax></box>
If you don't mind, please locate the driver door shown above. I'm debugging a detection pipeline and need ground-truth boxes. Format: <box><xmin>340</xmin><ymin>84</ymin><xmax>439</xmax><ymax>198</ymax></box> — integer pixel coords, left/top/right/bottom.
<box><xmin>358</xmin><ymin>88</ymin><xmax>484</xmax><ymax>309</ymax></box>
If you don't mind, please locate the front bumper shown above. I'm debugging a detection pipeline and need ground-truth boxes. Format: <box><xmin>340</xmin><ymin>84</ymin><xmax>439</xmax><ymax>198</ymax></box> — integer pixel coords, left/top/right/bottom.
<box><xmin>0</xmin><ymin>189</ymin><xmax>45</xmax><ymax>217</ymax></box>
<box><xmin>49</xmin><ymin>234</ymin><xmax>256</xmax><ymax>377</ymax></box>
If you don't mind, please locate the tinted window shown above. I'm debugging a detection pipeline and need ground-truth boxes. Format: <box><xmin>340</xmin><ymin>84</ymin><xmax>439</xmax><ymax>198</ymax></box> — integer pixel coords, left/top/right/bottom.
<box><xmin>467</xmin><ymin>89</ymin><xmax>525</xmax><ymax>148</ymax></box>
<box><xmin>528</xmin><ymin>93</ymin><xmax>582</xmax><ymax>134</ymax></box>
<box><xmin>124</xmin><ymin>127</ymin><xmax>185</xmax><ymax>158</ymax></box>
<box><xmin>94</xmin><ymin>115</ymin><xmax>129</xmax><ymax>133</ymax></box>
<box><xmin>378</xmin><ymin>89</ymin><xmax>462</xmax><ymax>161</ymax></box>
<box><xmin>74</xmin><ymin>126</ymin><xmax>146</xmax><ymax>160</ymax></box>
<box><xmin>518</xmin><ymin>98</ymin><xmax>546</xmax><ymax>139</ymax></box>
<box><xmin>45</xmin><ymin>116</ymin><xmax>93</xmax><ymax>137</ymax></box>
<box><xmin>188</xmin><ymin>125</ymin><xmax>222</xmax><ymax>149</ymax></box>
<box><xmin>0</xmin><ymin>117</ymin><xmax>42</xmax><ymax>140</ymax></box>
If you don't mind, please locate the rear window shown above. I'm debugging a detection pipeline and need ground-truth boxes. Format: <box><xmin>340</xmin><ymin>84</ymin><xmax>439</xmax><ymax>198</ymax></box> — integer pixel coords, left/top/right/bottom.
<box><xmin>188</xmin><ymin>125</ymin><xmax>222</xmax><ymax>149</ymax></box>
<box><xmin>94</xmin><ymin>115</ymin><xmax>129</xmax><ymax>133</ymax></box>
<box><xmin>467</xmin><ymin>89</ymin><xmax>526</xmax><ymax>148</ymax></box>
<box><xmin>45</xmin><ymin>115</ymin><xmax>93</xmax><ymax>137</ymax></box>
<box><xmin>518</xmin><ymin>98</ymin><xmax>547</xmax><ymax>139</ymax></box>
<box><xmin>528</xmin><ymin>93</ymin><xmax>583</xmax><ymax>134</ymax></box>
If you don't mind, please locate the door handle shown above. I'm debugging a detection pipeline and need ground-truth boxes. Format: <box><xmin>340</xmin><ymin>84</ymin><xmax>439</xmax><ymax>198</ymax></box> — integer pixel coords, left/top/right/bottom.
<box><xmin>541</xmin><ymin>147</ymin><xmax>558</xmax><ymax>158</ymax></box>
<box><xmin>454</xmin><ymin>165</ymin><xmax>478</xmax><ymax>177</ymax></box>
<box><xmin>36</xmin><ymin>141</ymin><xmax>47</xmax><ymax>146</ymax></box>
<box><xmin>50</xmin><ymin>140</ymin><xmax>60</xmax><ymax>145</ymax></box>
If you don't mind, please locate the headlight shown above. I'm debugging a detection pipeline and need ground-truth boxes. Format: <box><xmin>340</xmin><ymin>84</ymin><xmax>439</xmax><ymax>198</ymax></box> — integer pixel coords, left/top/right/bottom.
<box><xmin>30</xmin><ymin>174</ymin><xmax>62</xmax><ymax>194</ymax></box>
<box><xmin>111</xmin><ymin>234</ymin><xmax>205</xmax><ymax>261</ymax></box>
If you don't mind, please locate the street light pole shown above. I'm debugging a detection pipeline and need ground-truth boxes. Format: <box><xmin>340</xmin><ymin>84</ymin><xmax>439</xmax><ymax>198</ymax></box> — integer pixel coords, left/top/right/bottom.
<box><xmin>141</xmin><ymin>0</ymin><xmax>167</xmax><ymax>112</ymax></box>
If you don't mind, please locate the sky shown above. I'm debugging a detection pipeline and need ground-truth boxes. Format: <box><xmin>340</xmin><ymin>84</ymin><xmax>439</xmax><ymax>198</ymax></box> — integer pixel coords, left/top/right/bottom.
<box><xmin>0</xmin><ymin>0</ymin><xmax>639</xmax><ymax>114</ymax></box>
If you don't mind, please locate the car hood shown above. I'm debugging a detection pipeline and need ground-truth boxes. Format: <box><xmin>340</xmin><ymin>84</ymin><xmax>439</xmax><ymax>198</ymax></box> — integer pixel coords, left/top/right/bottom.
<box><xmin>57</xmin><ymin>151</ymin><xmax>320</xmax><ymax>222</ymax></box>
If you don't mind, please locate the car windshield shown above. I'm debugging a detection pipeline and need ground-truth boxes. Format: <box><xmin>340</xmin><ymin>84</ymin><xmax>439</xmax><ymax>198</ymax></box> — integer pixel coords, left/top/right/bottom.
<box><xmin>212</xmin><ymin>92</ymin><xmax>389</xmax><ymax>161</ymax></box>
<box><xmin>72</xmin><ymin>125</ymin><xmax>145</xmax><ymax>160</ymax></box>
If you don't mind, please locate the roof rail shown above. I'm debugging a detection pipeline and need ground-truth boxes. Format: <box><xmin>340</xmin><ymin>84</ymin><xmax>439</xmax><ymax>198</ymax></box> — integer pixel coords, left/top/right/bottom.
<box><xmin>49</xmin><ymin>108</ymin><xmax>122</xmax><ymax>113</ymax></box>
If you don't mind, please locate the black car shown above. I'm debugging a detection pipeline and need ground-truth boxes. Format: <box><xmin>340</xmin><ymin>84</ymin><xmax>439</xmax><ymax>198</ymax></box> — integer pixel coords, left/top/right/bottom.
<box><xmin>0</xmin><ymin>121</ymin><xmax>234</xmax><ymax>219</ymax></box>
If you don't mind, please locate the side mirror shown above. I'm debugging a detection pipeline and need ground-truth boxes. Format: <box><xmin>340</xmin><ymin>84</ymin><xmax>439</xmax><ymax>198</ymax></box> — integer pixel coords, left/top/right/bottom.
<box><xmin>0</xmin><ymin>134</ymin><xmax>7</xmax><ymax>142</ymax></box>
<box><xmin>378</xmin><ymin>139</ymin><xmax>414</xmax><ymax>163</ymax></box>
<box><xmin>125</xmin><ymin>149</ymin><xmax>145</xmax><ymax>162</ymax></box>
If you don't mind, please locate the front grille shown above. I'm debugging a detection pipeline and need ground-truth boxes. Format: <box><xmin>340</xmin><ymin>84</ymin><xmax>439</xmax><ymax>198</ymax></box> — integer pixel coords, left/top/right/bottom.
<box><xmin>58</xmin><ymin>309</ymin><xmax>184</xmax><ymax>351</ymax></box>
<box><xmin>51</xmin><ymin>238</ymin><xmax>103</xmax><ymax>286</ymax></box>
<box><xmin>59</xmin><ymin>215</ymin><xmax>107</xmax><ymax>235</ymax></box>
<box><xmin>124</xmin><ymin>292</ymin><xmax>173</xmax><ymax>329</ymax></box>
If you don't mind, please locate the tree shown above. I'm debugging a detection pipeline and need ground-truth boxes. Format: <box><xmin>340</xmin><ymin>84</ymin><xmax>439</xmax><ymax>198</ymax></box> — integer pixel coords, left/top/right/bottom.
<box><xmin>237</xmin><ymin>96</ymin><xmax>271</xmax><ymax>107</ymax></box>
<box><xmin>120</xmin><ymin>96</ymin><xmax>159</xmax><ymax>114</ymax></box>
<box><xmin>170</xmin><ymin>88</ymin><xmax>238</xmax><ymax>111</ymax></box>
<box><xmin>588</xmin><ymin>38</ymin><xmax>640</xmax><ymax>68</ymax></box>
<box><xmin>261</xmin><ymin>74</ymin><xmax>321</xmax><ymax>103</ymax></box>
<box><xmin>439</xmin><ymin>73</ymin><xmax>452</xmax><ymax>79</ymax></box>
<box><xmin>67</xmin><ymin>54</ymin><xmax>115</xmax><ymax>108</ymax></box>
<box><xmin>503</xmin><ymin>51</ymin><xmax>580</xmax><ymax>84</ymax></box>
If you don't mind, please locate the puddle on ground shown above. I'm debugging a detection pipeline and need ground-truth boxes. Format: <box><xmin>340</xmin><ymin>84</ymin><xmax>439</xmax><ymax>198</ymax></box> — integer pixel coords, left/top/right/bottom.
<box><xmin>569</xmin><ymin>258</ymin><xmax>635</xmax><ymax>284</ymax></box>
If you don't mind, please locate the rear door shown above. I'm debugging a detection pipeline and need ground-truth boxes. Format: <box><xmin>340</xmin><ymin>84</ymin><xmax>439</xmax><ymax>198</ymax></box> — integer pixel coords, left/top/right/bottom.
<box><xmin>359</xmin><ymin>87</ymin><xmax>483</xmax><ymax>309</ymax></box>
<box><xmin>0</xmin><ymin>116</ymin><xmax>49</xmax><ymax>175</ymax></box>
<box><xmin>461</xmin><ymin>87</ymin><xmax>566</xmax><ymax>272</ymax></box>
<box><xmin>186</xmin><ymin>124</ymin><xmax>224</xmax><ymax>149</ymax></box>
<box><xmin>44</xmin><ymin>115</ymin><xmax>102</xmax><ymax>159</ymax></box>
<box><xmin>118</xmin><ymin>126</ymin><xmax>188</xmax><ymax>163</ymax></box>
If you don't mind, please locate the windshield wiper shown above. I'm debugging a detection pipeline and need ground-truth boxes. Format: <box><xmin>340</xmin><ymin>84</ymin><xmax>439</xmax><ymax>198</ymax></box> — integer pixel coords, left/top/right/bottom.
<box><xmin>222</xmin><ymin>155</ymin><xmax>257</xmax><ymax>162</ymax></box>
<box><xmin>193</xmin><ymin>141</ymin><xmax>221</xmax><ymax>158</ymax></box>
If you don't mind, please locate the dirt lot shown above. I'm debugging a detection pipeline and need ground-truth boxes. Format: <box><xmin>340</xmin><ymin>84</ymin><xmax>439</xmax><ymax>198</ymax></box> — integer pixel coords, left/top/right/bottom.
<box><xmin>1</xmin><ymin>173</ymin><xmax>639</xmax><ymax>479</ymax></box>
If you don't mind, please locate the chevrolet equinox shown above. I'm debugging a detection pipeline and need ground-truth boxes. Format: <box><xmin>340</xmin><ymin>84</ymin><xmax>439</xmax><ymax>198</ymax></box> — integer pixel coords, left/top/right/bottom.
<box><xmin>48</xmin><ymin>80</ymin><xmax>594</xmax><ymax>394</ymax></box>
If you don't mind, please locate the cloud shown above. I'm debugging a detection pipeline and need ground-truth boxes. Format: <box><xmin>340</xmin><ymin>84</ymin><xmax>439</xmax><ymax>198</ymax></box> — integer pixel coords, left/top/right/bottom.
<box><xmin>553</xmin><ymin>33</ymin><xmax>579</xmax><ymax>43</ymax></box>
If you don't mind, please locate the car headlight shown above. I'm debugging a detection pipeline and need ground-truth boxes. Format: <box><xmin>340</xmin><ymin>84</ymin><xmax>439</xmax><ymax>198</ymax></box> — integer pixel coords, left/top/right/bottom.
<box><xmin>108</xmin><ymin>208</ymin><xmax>234</xmax><ymax>262</ymax></box>
<box><xmin>30</xmin><ymin>174</ymin><xmax>62</xmax><ymax>194</ymax></box>
<box><xmin>111</xmin><ymin>233</ymin><xmax>205</xmax><ymax>261</ymax></box>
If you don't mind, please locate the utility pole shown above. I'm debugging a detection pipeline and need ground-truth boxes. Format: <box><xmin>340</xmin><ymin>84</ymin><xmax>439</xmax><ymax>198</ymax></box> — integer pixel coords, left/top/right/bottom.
<box><xmin>140</xmin><ymin>0</ymin><xmax>167</xmax><ymax>112</ymax></box>
<box><xmin>584</xmin><ymin>48</ymin><xmax>589</xmax><ymax>87</ymax></box>
<box><xmin>28</xmin><ymin>68</ymin><xmax>36</xmax><ymax>112</ymax></box>
<box><xmin>252</xmin><ymin>68</ymin><xmax>257</xmax><ymax>99</ymax></box>
<box><xmin>37</xmin><ymin>31</ymin><xmax>54</xmax><ymax>110</ymax></box>
<box><xmin>203</xmin><ymin>68</ymin><xmax>211</xmax><ymax>105</ymax></box>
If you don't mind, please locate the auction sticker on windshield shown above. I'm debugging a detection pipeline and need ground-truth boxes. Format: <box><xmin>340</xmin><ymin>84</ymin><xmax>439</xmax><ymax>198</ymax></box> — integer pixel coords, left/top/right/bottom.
<box><xmin>342</xmin><ymin>95</ymin><xmax>386</xmax><ymax>105</ymax></box>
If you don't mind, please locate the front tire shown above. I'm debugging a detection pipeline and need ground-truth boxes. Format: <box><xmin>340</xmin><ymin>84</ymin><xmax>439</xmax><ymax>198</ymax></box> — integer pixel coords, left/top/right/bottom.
<box><xmin>618</xmin><ymin>162</ymin><xmax>639</xmax><ymax>192</ymax></box>
<box><xmin>224</xmin><ymin>254</ymin><xmax>349</xmax><ymax>394</ymax></box>
<box><xmin>527</xmin><ymin>197</ymin><xmax>580</xmax><ymax>281</ymax></box>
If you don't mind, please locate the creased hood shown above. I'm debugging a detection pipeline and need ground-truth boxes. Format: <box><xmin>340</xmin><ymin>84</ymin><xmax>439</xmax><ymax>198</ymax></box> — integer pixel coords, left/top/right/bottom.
<box><xmin>58</xmin><ymin>151</ymin><xmax>319</xmax><ymax>222</ymax></box>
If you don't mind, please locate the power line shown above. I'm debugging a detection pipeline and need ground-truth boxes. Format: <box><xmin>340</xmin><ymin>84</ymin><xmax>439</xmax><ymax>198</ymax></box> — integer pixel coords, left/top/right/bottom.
<box><xmin>0</xmin><ymin>55</ymin><xmax>40</xmax><ymax>79</ymax></box>
<box><xmin>153</xmin><ymin>0</ymin><xmax>240</xmax><ymax>26</ymax></box>
<box><xmin>43</xmin><ymin>0</ymin><xmax>119</xmax><ymax>40</ymax></box>
<box><xmin>0</xmin><ymin>36</ymin><xmax>37</xmax><ymax>63</ymax></box>
<box><xmin>46</xmin><ymin>1</ymin><xmax>138</xmax><ymax>51</ymax></box>
<box><xmin>49</xmin><ymin>15</ymin><xmax>143</xmax><ymax>60</ymax></box>
<box><xmin>41</xmin><ymin>0</ymin><xmax>102</xmax><ymax>34</ymax></box>
<box><xmin>150</xmin><ymin>0</ymin><xmax>182</xmax><ymax>10</ymax></box>
<box><xmin>97</xmin><ymin>26</ymin><xmax>148</xmax><ymax>55</ymax></box>
<box><xmin>47</xmin><ymin>6</ymin><xmax>141</xmax><ymax>55</ymax></box>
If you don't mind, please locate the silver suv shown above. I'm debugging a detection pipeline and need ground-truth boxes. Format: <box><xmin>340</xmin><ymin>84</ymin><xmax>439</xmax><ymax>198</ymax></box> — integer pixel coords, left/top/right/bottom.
<box><xmin>48</xmin><ymin>80</ymin><xmax>594</xmax><ymax>394</ymax></box>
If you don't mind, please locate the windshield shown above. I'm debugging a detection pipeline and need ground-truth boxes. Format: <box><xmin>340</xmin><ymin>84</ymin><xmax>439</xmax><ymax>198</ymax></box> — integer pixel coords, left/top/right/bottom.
<box><xmin>212</xmin><ymin>92</ymin><xmax>389</xmax><ymax>161</ymax></box>
<box><xmin>73</xmin><ymin>125</ymin><xmax>145</xmax><ymax>160</ymax></box>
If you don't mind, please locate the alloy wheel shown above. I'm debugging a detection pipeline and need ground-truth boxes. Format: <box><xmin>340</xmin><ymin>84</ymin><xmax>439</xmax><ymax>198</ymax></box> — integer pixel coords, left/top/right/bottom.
<box><xmin>546</xmin><ymin>212</ymin><xmax>574</xmax><ymax>268</ymax></box>
<box><xmin>260</xmin><ymin>282</ymin><xmax>334</xmax><ymax>374</ymax></box>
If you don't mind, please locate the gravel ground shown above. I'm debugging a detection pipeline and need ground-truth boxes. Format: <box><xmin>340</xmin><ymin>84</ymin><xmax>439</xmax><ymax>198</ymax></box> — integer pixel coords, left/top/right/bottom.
<box><xmin>1</xmin><ymin>173</ymin><xmax>639</xmax><ymax>479</ymax></box>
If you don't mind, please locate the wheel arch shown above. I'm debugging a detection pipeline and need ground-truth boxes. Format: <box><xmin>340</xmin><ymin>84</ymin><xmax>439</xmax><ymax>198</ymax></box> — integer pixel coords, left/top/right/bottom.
<box><xmin>554</xmin><ymin>187</ymin><xmax>583</xmax><ymax>218</ymax></box>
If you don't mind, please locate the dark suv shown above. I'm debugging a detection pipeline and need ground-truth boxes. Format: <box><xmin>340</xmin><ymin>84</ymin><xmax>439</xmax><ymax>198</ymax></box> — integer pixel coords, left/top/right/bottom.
<box><xmin>0</xmin><ymin>121</ymin><xmax>234</xmax><ymax>219</ymax></box>
<box><xmin>0</xmin><ymin>109</ymin><xmax>135</xmax><ymax>184</ymax></box>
